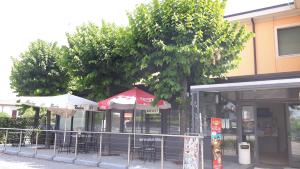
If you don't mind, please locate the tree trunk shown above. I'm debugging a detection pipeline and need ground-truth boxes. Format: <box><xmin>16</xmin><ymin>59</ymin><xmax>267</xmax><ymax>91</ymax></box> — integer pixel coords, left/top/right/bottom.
<box><xmin>33</xmin><ymin>107</ymin><xmax>40</xmax><ymax>128</ymax></box>
<box><xmin>179</xmin><ymin>77</ymin><xmax>189</xmax><ymax>134</ymax></box>
<box><xmin>45</xmin><ymin>110</ymin><xmax>51</xmax><ymax>148</ymax></box>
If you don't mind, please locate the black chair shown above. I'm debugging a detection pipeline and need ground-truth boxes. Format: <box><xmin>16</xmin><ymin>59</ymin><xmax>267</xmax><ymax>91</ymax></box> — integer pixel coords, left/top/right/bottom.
<box><xmin>142</xmin><ymin>136</ymin><xmax>157</xmax><ymax>162</ymax></box>
<box><xmin>77</xmin><ymin>133</ymin><xmax>89</xmax><ymax>153</ymax></box>
<box><xmin>57</xmin><ymin>132</ymin><xmax>73</xmax><ymax>153</ymax></box>
<box><xmin>85</xmin><ymin>133</ymin><xmax>98</xmax><ymax>152</ymax></box>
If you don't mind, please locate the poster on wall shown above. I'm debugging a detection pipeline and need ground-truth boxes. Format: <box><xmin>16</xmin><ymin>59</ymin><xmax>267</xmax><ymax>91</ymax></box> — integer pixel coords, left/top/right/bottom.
<box><xmin>211</xmin><ymin>117</ymin><xmax>222</xmax><ymax>169</ymax></box>
<box><xmin>242</xmin><ymin>106</ymin><xmax>255</xmax><ymax>134</ymax></box>
<box><xmin>183</xmin><ymin>137</ymin><xmax>199</xmax><ymax>169</ymax></box>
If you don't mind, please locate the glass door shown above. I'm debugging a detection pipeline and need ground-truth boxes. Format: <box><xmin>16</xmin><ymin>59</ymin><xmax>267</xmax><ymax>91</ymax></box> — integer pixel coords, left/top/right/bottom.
<box><xmin>241</xmin><ymin>105</ymin><xmax>257</xmax><ymax>163</ymax></box>
<box><xmin>287</xmin><ymin>104</ymin><xmax>300</xmax><ymax>167</ymax></box>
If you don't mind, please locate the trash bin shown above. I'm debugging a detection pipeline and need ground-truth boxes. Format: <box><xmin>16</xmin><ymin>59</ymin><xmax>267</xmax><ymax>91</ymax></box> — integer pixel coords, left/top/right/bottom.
<box><xmin>238</xmin><ymin>142</ymin><xmax>251</xmax><ymax>164</ymax></box>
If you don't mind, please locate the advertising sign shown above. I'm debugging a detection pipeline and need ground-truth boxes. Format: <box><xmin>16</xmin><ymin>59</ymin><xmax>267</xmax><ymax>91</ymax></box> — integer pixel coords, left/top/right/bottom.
<box><xmin>183</xmin><ymin>137</ymin><xmax>199</xmax><ymax>169</ymax></box>
<box><xmin>211</xmin><ymin>117</ymin><xmax>222</xmax><ymax>169</ymax></box>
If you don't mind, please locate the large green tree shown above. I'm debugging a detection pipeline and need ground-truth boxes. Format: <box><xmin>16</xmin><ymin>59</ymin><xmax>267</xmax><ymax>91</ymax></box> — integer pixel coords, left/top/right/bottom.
<box><xmin>10</xmin><ymin>39</ymin><xmax>69</xmax><ymax>96</ymax></box>
<box><xmin>64</xmin><ymin>22</ymin><xmax>137</xmax><ymax>100</ymax></box>
<box><xmin>10</xmin><ymin>39</ymin><xmax>69</xmax><ymax>129</ymax></box>
<box><xmin>128</xmin><ymin>0</ymin><xmax>252</xmax><ymax>132</ymax></box>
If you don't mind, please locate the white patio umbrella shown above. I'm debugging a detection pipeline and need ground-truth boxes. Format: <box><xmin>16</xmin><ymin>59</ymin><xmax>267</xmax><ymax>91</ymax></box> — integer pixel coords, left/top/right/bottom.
<box><xmin>18</xmin><ymin>93</ymin><xmax>98</xmax><ymax>143</ymax></box>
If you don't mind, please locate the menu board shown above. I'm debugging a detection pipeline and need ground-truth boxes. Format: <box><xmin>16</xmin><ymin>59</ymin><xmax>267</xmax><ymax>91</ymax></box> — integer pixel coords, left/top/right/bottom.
<box><xmin>211</xmin><ymin>117</ymin><xmax>222</xmax><ymax>169</ymax></box>
<box><xmin>183</xmin><ymin>137</ymin><xmax>199</xmax><ymax>169</ymax></box>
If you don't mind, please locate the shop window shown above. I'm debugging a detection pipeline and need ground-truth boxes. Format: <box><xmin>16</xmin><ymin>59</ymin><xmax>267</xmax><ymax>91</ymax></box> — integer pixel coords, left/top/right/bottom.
<box><xmin>277</xmin><ymin>25</ymin><xmax>300</xmax><ymax>56</ymax></box>
<box><xmin>111</xmin><ymin>111</ymin><xmax>121</xmax><ymax>132</ymax></box>
<box><xmin>73</xmin><ymin>110</ymin><xmax>86</xmax><ymax>131</ymax></box>
<box><xmin>145</xmin><ymin>113</ymin><xmax>161</xmax><ymax>134</ymax></box>
<box><xmin>94</xmin><ymin>112</ymin><xmax>105</xmax><ymax>131</ymax></box>
<box><xmin>134</xmin><ymin>110</ymin><xmax>145</xmax><ymax>133</ymax></box>
<box><xmin>168</xmin><ymin>110</ymin><xmax>180</xmax><ymax>134</ymax></box>
<box><xmin>124</xmin><ymin>112</ymin><xmax>133</xmax><ymax>133</ymax></box>
<box><xmin>59</xmin><ymin>116</ymin><xmax>71</xmax><ymax>131</ymax></box>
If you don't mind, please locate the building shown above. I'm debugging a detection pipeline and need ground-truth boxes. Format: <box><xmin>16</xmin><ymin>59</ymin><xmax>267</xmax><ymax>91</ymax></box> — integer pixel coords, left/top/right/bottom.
<box><xmin>0</xmin><ymin>99</ymin><xmax>19</xmax><ymax>118</ymax></box>
<box><xmin>191</xmin><ymin>0</ymin><xmax>300</xmax><ymax>168</ymax></box>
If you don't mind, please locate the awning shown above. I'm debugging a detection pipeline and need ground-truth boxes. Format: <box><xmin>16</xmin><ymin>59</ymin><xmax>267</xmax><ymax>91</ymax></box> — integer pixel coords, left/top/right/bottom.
<box><xmin>190</xmin><ymin>78</ymin><xmax>300</xmax><ymax>92</ymax></box>
<box><xmin>18</xmin><ymin>93</ymin><xmax>98</xmax><ymax>117</ymax></box>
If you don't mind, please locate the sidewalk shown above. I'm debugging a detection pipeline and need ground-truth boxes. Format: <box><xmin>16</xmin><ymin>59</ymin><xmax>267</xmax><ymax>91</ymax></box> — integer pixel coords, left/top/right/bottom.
<box><xmin>0</xmin><ymin>153</ymin><xmax>102</xmax><ymax>169</ymax></box>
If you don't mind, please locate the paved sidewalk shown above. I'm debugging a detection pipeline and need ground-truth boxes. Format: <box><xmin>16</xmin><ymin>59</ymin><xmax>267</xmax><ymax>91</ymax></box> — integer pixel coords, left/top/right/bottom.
<box><xmin>0</xmin><ymin>153</ymin><xmax>102</xmax><ymax>169</ymax></box>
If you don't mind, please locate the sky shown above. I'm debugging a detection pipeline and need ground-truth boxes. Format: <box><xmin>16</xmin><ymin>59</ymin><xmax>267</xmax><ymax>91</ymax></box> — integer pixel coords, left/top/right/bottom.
<box><xmin>0</xmin><ymin>0</ymin><xmax>293</xmax><ymax>99</ymax></box>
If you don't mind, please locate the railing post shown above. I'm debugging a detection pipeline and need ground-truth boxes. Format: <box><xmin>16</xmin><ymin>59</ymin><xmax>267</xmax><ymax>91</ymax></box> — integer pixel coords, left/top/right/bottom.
<box><xmin>4</xmin><ymin>129</ymin><xmax>8</xmax><ymax>151</ymax></box>
<box><xmin>161</xmin><ymin>136</ymin><xmax>164</xmax><ymax>169</ymax></box>
<box><xmin>35</xmin><ymin>131</ymin><xmax>39</xmax><ymax>156</ymax></box>
<box><xmin>200</xmin><ymin>136</ymin><xmax>204</xmax><ymax>169</ymax></box>
<box><xmin>75</xmin><ymin>132</ymin><xmax>78</xmax><ymax>159</ymax></box>
<box><xmin>98</xmin><ymin>133</ymin><xmax>102</xmax><ymax>162</ymax></box>
<box><xmin>127</xmin><ymin>134</ymin><xmax>131</xmax><ymax>167</ymax></box>
<box><xmin>53</xmin><ymin>132</ymin><xmax>57</xmax><ymax>156</ymax></box>
<box><xmin>18</xmin><ymin>131</ymin><xmax>22</xmax><ymax>152</ymax></box>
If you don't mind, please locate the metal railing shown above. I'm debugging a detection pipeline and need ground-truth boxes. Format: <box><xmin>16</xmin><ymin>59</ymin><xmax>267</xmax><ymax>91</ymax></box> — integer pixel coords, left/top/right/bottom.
<box><xmin>0</xmin><ymin>128</ymin><xmax>203</xmax><ymax>169</ymax></box>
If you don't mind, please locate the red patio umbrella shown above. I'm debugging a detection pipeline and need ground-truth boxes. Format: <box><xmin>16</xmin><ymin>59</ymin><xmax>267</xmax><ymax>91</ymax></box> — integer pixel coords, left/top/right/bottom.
<box><xmin>98</xmin><ymin>88</ymin><xmax>171</xmax><ymax>145</ymax></box>
<box><xmin>98</xmin><ymin>87</ymin><xmax>171</xmax><ymax>110</ymax></box>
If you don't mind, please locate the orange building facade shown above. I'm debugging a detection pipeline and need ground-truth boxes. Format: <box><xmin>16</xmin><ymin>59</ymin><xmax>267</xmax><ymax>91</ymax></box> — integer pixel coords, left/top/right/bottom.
<box><xmin>227</xmin><ymin>2</ymin><xmax>300</xmax><ymax>77</ymax></box>
<box><xmin>191</xmin><ymin>1</ymin><xmax>300</xmax><ymax>168</ymax></box>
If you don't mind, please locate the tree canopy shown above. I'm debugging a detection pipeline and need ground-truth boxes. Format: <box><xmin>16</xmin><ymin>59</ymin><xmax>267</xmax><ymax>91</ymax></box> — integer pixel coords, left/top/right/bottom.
<box><xmin>10</xmin><ymin>39</ymin><xmax>69</xmax><ymax>96</ymax></box>
<box><xmin>129</xmin><ymin>0</ymin><xmax>251</xmax><ymax>103</ymax></box>
<box><xmin>128</xmin><ymin>0</ymin><xmax>252</xmax><ymax>131</ymax></box>
<box><xmin>63</xmin><ymin>22</ymin><xmax>138</xmax><ymax>100</ymax></box>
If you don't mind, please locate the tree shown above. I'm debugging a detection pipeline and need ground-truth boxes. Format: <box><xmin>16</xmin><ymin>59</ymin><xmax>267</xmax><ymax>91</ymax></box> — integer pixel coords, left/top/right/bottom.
<box><xmin>10</xmin><ymin>39</ymin><xmax>69</xmax><ymax>129</ymax></box>
<box><xmin>64</xmin><ymin>22</ymin><xmax>137</xmax><ymax>100</ymax></box>
<box><xmin>128</xmin><ymin>0</ymin><xmax>252</xmax><ymax>133</ymax></box>
<box><xmin>10</xmin><ymin>39</ymin><xmax>69</xmax><ymax>96</ymax></box>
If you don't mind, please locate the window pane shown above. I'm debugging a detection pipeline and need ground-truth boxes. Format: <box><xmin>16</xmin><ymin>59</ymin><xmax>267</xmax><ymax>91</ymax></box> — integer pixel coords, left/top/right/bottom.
<box><xmin>94</xmin><ymin>112</ymin><xmax>104</xmax><ymax>131</ymax></box>
<box><xmin>111</xmin><ymin>111</ymin><xmax>120</xmax><ymax>132</ymax></box>
<box><xmin>146</xmin><ymin>113</ymin><xmax>161</xmax><ymax>134</ymax></box>
<box><xmin>169</xmin><ymin>110</ymin><xmax>180</xmax><ymax>134</ymax></box>
<box><xmin>278</xmin><ymin>26</ymin><xmax>300</xmax><ymax>56</ymax></box>
<box><xmin>124</xmin><ymin>112</ymin><xmax>133</xmax><ymax>133</ymax></box>
<box><xmin>135</xmin><ymin>110</ymin><xmax>144</xmax><ymax>133</ymax></box>
<box><xmin>59</xmin><ymin>116</ymin><xmax>71</xmax><ymax>131</ymax></box>
<box><xmin>73</xmin><ymin>111</ymin><xmax>86</xmax><ymax>131</ymax></box>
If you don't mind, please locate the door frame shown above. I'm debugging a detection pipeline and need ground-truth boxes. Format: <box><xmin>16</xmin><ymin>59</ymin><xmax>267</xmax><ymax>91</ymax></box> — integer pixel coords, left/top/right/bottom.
<box><xmin>286</xmin><ymin>102</ymin><xmax>300</xmax><ymax>168</ymax></box>
<box><xmin>238</xmin><ymin>102</ymin><xmax>258</xmax><ymax>163</ymax></box>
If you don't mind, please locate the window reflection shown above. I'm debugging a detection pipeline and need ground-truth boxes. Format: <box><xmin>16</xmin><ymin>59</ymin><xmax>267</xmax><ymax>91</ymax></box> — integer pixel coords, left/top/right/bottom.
<box><xmin>288</xmin><ymin>104</ymin><xmax>300</xmax><ymax>156</ymax></box>
<box><xmin>145</xmin><ymin>113</ymin><xmax>161</xmax><ymax>134</ymax></box>
<box><xmin>94</xmin><ymin>112</ymin><xmax>105</xmax><ymax>131</ymax></box>
<box><xmin>124</xmin><ymin>112</ymin><xmax>133</xmax><ymax>133</ymax></box>
<box><xmin>73</xmin><ymin>110</ymin><xmax>85</xmax><ymax>131</ymax></box>
<box><xmin>59</xmin><ymin>116</ymin><xmax>71</xmax><ymax>131</ymax></box>
<box><xmin>168</xmin><ymin>110</ymin><xmax>180</xmax><ymax>134</ymax></box>
<box><xmin>111</xmin><ymin>111</ymin><xmax>121</xmax><ymax>132</ymax></box>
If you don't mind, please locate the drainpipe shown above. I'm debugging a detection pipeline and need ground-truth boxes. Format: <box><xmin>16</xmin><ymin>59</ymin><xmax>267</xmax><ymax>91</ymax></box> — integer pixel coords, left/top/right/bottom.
<box><xmin>251</xmin><ymin>18</ymin><xmax>258</xmax><ymax>75</ymax></box>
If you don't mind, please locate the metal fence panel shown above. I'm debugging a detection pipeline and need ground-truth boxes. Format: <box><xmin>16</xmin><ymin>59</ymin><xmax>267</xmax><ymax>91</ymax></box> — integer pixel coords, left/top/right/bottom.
<box><xmin>0</xmin><ymin>128</ymin><xmax>203</xmax><ymax>169</ymax></box>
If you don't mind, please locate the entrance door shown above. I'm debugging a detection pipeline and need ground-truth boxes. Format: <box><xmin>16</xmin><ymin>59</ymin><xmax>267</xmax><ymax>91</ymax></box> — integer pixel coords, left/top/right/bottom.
<box><xmin>287</xmin><ymin>104</ymin><xmax>300</xmax><ymax>167</ymax></box>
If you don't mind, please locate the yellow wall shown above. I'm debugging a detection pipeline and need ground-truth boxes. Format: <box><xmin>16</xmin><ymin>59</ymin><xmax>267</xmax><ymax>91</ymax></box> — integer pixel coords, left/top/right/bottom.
<box><xmin>227</xmin><ymin>15</ymin><xmax>300</xmax><ymax>77</ymax></box>
<box><xmin>227</xmin><ymin>23</ymin><xmax>255</xmax><ymax>76</ymax></box>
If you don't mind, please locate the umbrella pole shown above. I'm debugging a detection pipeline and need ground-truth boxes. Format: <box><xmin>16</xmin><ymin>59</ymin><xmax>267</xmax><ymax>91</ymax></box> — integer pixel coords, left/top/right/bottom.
<box><xmin>63</xmin><ymin>113</ymin><xmax>67</xmax><ymax>144</ymax></box>
<box><xmin>133</xmin><ymin>106</ymin><xmax>136</xmax><ymax>148</ymax></box>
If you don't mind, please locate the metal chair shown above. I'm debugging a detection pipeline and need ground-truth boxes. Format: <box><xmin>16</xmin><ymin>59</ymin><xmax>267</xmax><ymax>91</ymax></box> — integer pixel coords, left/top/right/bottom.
<box><xmin>142</xmin><ymin>136</ymin><xmax>157</xmax><ymax>162</ymax></box>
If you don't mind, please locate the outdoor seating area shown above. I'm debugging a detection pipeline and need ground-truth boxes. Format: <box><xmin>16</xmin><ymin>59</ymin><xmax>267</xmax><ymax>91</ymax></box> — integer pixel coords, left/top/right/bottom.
<box><xmin>0</xmin><ymin>128</ymin><xmax>193</xmax><ymax>169</ymax></box>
